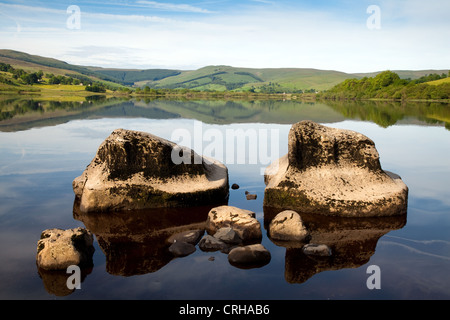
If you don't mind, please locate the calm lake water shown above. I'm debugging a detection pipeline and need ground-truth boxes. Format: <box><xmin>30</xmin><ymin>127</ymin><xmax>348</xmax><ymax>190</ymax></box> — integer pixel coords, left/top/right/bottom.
<box><xmin>0</xmin><ymin>96</ymin><xmax>449</xmax><ymax>300</ymax></box>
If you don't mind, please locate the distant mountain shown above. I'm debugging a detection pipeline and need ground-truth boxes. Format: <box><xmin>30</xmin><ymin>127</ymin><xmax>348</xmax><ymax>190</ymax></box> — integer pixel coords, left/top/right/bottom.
<box><xmin>1</xmin><ymin>49</ymin><xmax>447</xmax><ymax>92</ymax></box>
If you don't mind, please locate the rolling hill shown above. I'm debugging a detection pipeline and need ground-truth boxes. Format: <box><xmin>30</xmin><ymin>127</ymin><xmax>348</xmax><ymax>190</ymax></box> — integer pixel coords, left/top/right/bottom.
<box><xmin>0</xmin><ymin>49</ymin><xmax>448</xmax><ymax>92</ymax></box>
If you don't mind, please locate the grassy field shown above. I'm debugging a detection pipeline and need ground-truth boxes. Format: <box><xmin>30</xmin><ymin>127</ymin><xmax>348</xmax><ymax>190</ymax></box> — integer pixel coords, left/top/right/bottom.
<box><xmin>427</xmin><ymin>77</ymin><xmax>450</xmax><ymax>85</ymax></box>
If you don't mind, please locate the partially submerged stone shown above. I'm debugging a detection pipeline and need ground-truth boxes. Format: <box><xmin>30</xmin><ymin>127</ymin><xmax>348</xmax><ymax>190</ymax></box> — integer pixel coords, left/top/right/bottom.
<box><xmin>269</xmin><ymin>210</ymin><xmax>309</xmax><ymax>242</ymax></box>
<box><xmin>198</xmin><ymin>235</ymin><xmax>229</xmax><ymax>252</ymax></box>
<box><xmin>36</xmin><ymin>227</ymin><xmax>94</xmax><ymax>270</ymax></box>
<box><xmin>169</xmin><ymin>241</ymin><xmax>196</xmax><ymax>257</ymax></box>
<box><xmin>228</xmin><ymin>244</ymin><xmax>271</xmax><ymax>269</ymax></box>
<box><xmin>264</xmin><ymin>121</ymin><xmax>408</xmax><ymax>217</ymax></box>
<box><xmin>73</xmin><ymin>129</ymin><xmax>229</xmax><ymax>213</ymax></box>
<box><xmin>205</xmin><ymin>205</ymin><xmax>262</xmax><ymax>242</ymax></box>
<box><xmin>166</xmin><ymin>230</ymin><xmax>204</xmax><ymax>245</ymax></box>
<box><xmin>302</xmin><ymin>243</ymin><xmax>332</xmax><ymax>257</ymax></box>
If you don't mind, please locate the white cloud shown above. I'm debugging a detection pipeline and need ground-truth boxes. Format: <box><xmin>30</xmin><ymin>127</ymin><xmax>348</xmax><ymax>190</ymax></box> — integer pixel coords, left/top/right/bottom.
<box><xmin>0</xmin><ymin>1</ymin><xmax>448</xmax><ymax>72</ymax></box>
<box><xmin>136</xmin><ymin>1</ymin><xmax>214</xmax><ymax>13</ymax></box>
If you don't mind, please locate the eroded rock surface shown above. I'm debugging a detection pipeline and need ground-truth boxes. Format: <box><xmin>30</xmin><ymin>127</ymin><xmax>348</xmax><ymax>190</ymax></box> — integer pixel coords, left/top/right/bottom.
<box><xmin>205</xmin><ymin>205</ymin><xmax>262</xmax><ymax>242</ymax></box>
<box><xmin>268</xmin><ymin>210</ymin><xmax>309</xmax><ymax>242</ymax></box>
<box><xmin>73</xmin><ymin>129</ymin><xmax>229</xmax><ymax>213</ymax></box>
<box><xmin>264</xmin><ymin>121</ymin><xmax>408</xmax><ymax>217</ymax></box>
<box><xmin>36</xmin><ymin>227</ymin><xmax>94</xmax><ymax>270</ymax></box>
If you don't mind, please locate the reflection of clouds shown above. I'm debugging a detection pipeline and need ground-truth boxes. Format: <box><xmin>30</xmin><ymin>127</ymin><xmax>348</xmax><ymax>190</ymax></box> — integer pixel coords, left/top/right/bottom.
<box><xmin>379</xmin><ymin>241</ymin><xmax>450</xmax><ymax>261</ymax></box>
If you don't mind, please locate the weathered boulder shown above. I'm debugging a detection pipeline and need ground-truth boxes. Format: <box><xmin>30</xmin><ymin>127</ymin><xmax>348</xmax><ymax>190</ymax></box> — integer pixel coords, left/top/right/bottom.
<box><xmin>73</xmin><ymin>129</ymin><xmax>229</xmax><ymax>213</ymax></box>
<box><xmin>228</xmin><ymin>244</ymin><xmax>271</xmax><ymax>268</ymax></box>
<box><xmin>268</xmin><ymin>210</ymin><xmax>309</xmax><ymax>242</ymax></box>
<box><xmin>36</xmin><ymin>227</ymin><xmax>94</xmax><ymax>270</ymax></box>
<box><xmin>264</xmin><ymin>121</ymin><xmax>408</xmax><ymax>217</ymax></box>
<box><xmin>205</xmin><ymin>206</ymin><xmax>262</xmax><ymax>242</ymax></box>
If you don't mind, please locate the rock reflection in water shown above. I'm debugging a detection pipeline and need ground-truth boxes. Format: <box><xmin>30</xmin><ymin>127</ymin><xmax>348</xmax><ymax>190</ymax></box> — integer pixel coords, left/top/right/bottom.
<box><xmin>264</xmin><ymin>207</ymin><xmax>407</xmax><ymax>284</ymax></box>
<box><xmin>37</xmin><ymin>266</ymin><xmax>93</xmax><ymax>296</ymax></box>
<box><xmin>73</xmin><ymin>200</ymin><xmax>216</xmax><ymax>276</ymax></box>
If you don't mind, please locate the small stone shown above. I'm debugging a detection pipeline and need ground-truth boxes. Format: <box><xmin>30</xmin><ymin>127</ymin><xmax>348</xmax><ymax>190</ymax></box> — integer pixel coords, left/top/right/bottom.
<box><xmin>166</xmin><ymin>230</ymin><xmax>204</xmax><ymax>245</ymax></box>
<box><xmin>205</xmin><ymin>206</ymin><xmax>262</xmax><ymax>242</ymax></box>
<box><xmin>168</xmin><ymin>241</ymin><xmax>196</xmax><ymax>257</ymax></box>
<box><xmin>36</xmin><ymin>227</ymin><xmax>94</xmax><ymax>270</ymax></box>
<box><xmin>213</xmin><ymin>227</ymin><xmax>242</xmax><ymax>244</ymax></box>
<box><xmin>231</xmin><ymin>183</ymin><xmax>240</xmax><ymax>190</ymax></box>
<box><xmin>198</xmin><ymin>235</ymin><xmax>228</xmax><ymax>252</ymax></box>
<box><xmin>228</xmin><ymin>244</ymin><xmax>271</xmax><ymax>268</ymax></box>
<box><xmin>269</xmin><ymin>210</ymin><xmax>309</xmax><ymax>242</ymax></box>
<box><xmin>302</xmin><ymin>243</ymin><xmax>332</xmax><ymax>257</ymax></box>
<box><xmin>246</xmin><ymin>194</ymin><xmax>257</xmax><ymax>200</ymax></box>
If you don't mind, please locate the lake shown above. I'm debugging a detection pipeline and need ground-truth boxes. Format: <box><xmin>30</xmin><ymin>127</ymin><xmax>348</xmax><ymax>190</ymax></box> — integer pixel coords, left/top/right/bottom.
<box><xmin>0</xmin><ymin>96</ymin><xmax>449</xmax><ymax>300</ymax></box>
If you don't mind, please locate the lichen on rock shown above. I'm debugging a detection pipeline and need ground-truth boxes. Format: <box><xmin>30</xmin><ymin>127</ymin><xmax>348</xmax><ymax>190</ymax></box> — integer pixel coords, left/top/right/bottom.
<box><xmin>264</xmin><ymin>121</ymin><xmax>408</xmax><ymax>217</ymax></box>
<box><xmin>73</xmin><ymin>129</ymin><xmax>229</xmax><ymax>213</ymax></box>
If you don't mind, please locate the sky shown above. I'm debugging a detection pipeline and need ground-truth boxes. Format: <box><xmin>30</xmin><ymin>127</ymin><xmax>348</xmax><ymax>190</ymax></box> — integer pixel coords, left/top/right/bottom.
<box><xmin>0</xmin><ymin>0</ymin><xmax>448</xmax><ymax>73</ymax></box>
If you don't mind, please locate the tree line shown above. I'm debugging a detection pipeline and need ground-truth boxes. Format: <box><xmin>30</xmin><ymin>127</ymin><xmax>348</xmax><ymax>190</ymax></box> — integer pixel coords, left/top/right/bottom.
<box><xmin>318</xmin><ymin>70</ymin><xmax>450</xmax><ymax>100</ymax></box>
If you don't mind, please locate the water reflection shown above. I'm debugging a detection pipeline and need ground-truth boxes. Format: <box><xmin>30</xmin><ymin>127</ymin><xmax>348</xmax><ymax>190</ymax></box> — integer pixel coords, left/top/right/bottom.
<box><xmin>37</xmin><ymin>266</ymin><xmax>93</xmax><ymax>297</ymax></box>
<box><xmin>73</xmin><ymin>200</ymin><xmax>215</xmax><ymax>276</ymax></box>
<box><xmin>1</xmin><ymin>95</ymin><xmax>449</xmax><ymax>132</ymax></box>
<box><xmin>264</xmin><ymin>207</ymin><xmax>407</xmax><ymax>284</ymax></box>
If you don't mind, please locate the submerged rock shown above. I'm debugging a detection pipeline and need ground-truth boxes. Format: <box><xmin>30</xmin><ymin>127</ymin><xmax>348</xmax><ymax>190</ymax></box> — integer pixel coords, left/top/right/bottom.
<box><xmin>302</xmin><ymin>243</ymin><xmax>332</xmax><ymax>257</ymax></box>
<box><xmin>36</xmin><ymin>227</ymin><xmax>94</xmax><ymax>270</ymax></box>
<box><xmin>166</xmin><ymin>230</ymin><xmax>204</xmax><ymax>246</ymax></box>
<box><xmin>73</xmin><ymin>129</ymin><xmax>229</xmax><ymax>213</ymax></box>
<box><xmin>228</xmin><ymin>244</ymin><xmax>271</xmax><ymax>269</ymax></box>
<box><xmin>169</xmin><ymin>241</ymin><xmax>196</xmax><ymax>257</ymax></box>
<box><xmin>264</xmin><ymin>121</ymin><xmax>408</xmax><ymax>217</ymax></box>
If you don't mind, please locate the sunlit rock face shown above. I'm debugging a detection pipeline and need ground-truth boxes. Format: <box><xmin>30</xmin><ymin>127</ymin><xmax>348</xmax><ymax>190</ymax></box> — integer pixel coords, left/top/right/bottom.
<box><xmin>264</xmin><ymin>120</ymin><xmax>408</xmax><ymax>217</ymax></box>
<box><xmin>73</xmin><ymin>129</ymin><xmax>229</xmax><ymax>213</ymax></box>
<box><xmin>36</xmin><ymin>227</ymin><xmax>94</xmax><ymax>270</ymax></box>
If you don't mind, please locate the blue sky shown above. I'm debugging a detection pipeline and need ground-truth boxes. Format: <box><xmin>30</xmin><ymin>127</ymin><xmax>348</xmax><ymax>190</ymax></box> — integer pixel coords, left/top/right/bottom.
<box><xmin>0</xmin><ymin>0</ymin><xmax>448</xmax><ymax>72</ymax></box>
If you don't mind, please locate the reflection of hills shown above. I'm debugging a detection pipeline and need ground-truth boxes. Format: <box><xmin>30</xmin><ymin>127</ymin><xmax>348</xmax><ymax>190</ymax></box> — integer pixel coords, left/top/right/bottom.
<box><xmin>0</xmin><ymin>96</ymin><xmax>346</xmax><ymax>132</ymax></box>
<box><xmin>73</xmin><ymin>201</ymin><xmax>217</xmax><ymax>276</ymax></box>
<box><xmin>1</xmin><ymin>95</ymin><xmax>448</xmax><ymax>132</ymax></box>
<box><xmin>264</xmin><ymin>207</ymin><xmax>407</xmax><ymax>284</ymax></box>
<box><xmin>324</xmin><ymin>100</ymin><xmax>450</xmax><ymax>130</ymax></box>
<box><xmin>0</xmin><ymin>96</ymin><xmax>180</xmax><ymax>132</ymax></box>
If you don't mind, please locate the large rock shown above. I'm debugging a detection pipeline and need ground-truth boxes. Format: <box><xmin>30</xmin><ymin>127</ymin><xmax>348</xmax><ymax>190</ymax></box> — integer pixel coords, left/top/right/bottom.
<box><xmin>268</xmin><ymin>210</ymin><xmax>309</xmax><ymax>242</ymax></box>
<box><xmin>73</xmin><ymin>129</ymin><xmax>229</xmax><ymax>212</ymax></box>
<box><xmin>264</xmin><ymin>121</ymin><xmax>408</xmax><ymax>217</ymax></box>
<box><xmin>205</xmin><ymin>206</ymin><xmax>262</xmax><ymax>242</ymax></box>
<box><xmin>36</xmin><ymin>227</ymin><xmax>94</xmax><ymax>270</ymax></box>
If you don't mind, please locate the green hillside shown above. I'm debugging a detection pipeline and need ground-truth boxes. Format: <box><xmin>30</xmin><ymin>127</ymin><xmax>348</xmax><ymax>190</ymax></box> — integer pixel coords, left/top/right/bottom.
<box><xmin>87</xmin><ymin>67</ymin><xmax>182</xmax><ymax>85</ymax></box>
<box><xmin>140</xmin><ymin>65</ymin><xmax>354</xmax><ymax>92</ymax></box>
<box><xmin>1</xmin><ymin>49</ymin><xmax>447</xmax><ymax>94</ymax></box>
<box><xmin>0</xmin><ymin>49</ymin><xmax>127</xmax><ymax>90</ymax></box>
